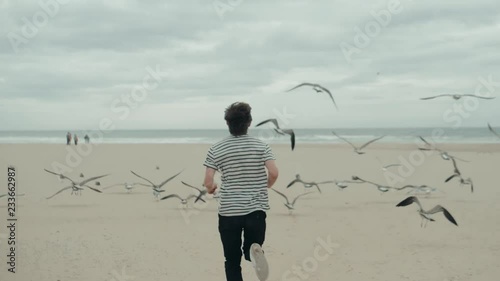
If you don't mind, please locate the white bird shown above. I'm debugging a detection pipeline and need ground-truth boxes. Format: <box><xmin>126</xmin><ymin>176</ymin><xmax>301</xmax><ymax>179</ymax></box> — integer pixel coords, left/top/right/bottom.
<box><xmin>405</xmin><ymin>186</ymin><xmax>444</xmax><ymax>196</ymax></box>
<box><xmin>334</xmin><ymin>179</ymin><xmax>364</xmax><ymax>190</ymax></box>
<box><xmin>286</xmin><ymin>174</ymin><xmax>333</xmax><ymax>193</ymax></box>
<box><xmin>160</xmin><ymin>194</ymin><xmax>200</xmax><ymax>208</ymax></box>
<box><xmin>181</xmin><ymin>181</ymin><xmax>207</xmax><ymax>203</ymax></box>
<box><xmin>418</xmin><ymin>136</ymin><xmax>433</xmax><ymax>147</ymax></box>
<box><xmin>271</xmin><ymin>189</ymin><xmax>313</xmax><ymax>213</ymax></box>
<box><xmin>420</xmin><ymin>94</ymin><xmax>495</xmax><ymax>100</ymax></box>
<box><xmin>130</xmin><ymin>170</ymin><xmax>183</xmax><ymax>199</ymax></box>
<box><xmin>44</xmin><ymin>169</ymin><xmax>108</xmax><ymax>199</ymax></box>
<box><xmin>103</xmin><ymin>182</ymin><xmax>150</xmax><ymax>193</ymax></box>
<box><xmin>417</xmin><ymin>139</ymin><xmax>469</xmax><ymax>162</ymax></box>
<box><xmin>395</xmin><ymin>184</ymin><xmax>444</xmax><ymax>196</ymax></box>
<box><xmin>332</xmin><ymin>131</ymin><xmax>384</xmax><ymax>155</ymax></box>
<box><xmin>444</xmin><ymin>158</ymin><xmax>474</xmax><ymax>193</ymax></box>
<box><xmin>444</xmin><ymin>157</ymin><xmax>462</xmax><ymax>183</ymax></box>
<box><xmin>351</xmin><ymin>175</ymin><xmax>393</xmax><ymax>193</ymax></box>
<box><xmin>256</xmin><ymin>118</ymin><xmax>295</xmax><ymax>151</ymax></box>
<box><xmin>382</xmin><ymin>164</ymin><xmax>402</xmax><ymax>171</ymax></box>
<box><xmin>488</xmin><ymin>123</ymin><xmax>500</xmax><ymax>139</ymax></box>
<box><xmin>376</xmin><ymin>156</ymin><xmax>402</xmax><ymax>171</ymax></box>
<box><xmin>286</xmin><ymin>82</ymin><xmax>337</xmax><ymax>109</ymax></box>
<box><xmin>396</xmin><ymin>196</ymin><xmax>458</xmax><ymax>227</ymax></box>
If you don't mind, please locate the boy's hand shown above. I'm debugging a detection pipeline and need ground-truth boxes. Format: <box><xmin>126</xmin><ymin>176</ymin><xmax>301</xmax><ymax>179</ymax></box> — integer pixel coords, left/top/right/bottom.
<box><xmin>206</xmin><ymin>183</ymin><xmax>218</xmax><ymax>194</ymax></box>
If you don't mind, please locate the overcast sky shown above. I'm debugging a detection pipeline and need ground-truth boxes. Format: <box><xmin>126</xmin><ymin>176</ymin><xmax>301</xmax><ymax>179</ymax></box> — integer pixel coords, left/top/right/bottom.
<box><xmin>1</xmin><ymin>0</ymin><xmax>499</xmax><ymax>130</ymax></box>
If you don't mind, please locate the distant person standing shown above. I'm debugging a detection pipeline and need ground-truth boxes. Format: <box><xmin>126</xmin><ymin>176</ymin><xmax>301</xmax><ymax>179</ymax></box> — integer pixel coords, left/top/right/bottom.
<box><xmin>74</xmin><ymin>134</ymin><xmax>79</xmax><ymax>145</ymax></box>
<box><xmin>66</xmin><ymin>132</ymin><xmax>72</xmax><ymax>145</ymax></box>
<box><xmin>84</xmin><ymin>134</ymin><xmax>90</xmax><ymax>144</ymax></box>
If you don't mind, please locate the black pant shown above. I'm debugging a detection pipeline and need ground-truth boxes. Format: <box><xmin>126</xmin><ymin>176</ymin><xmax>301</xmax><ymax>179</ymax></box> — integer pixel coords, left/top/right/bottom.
<box><xmin>218</xmin><ymin>210</ymin><xmax>267</xmax><ymax>281</ymax></box>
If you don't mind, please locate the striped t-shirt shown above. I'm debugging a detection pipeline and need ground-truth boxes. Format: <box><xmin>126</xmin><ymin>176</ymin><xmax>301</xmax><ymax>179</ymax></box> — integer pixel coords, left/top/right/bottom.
<box><xmin>204</xmin><ymin>134</ymin><xmax>275</xmax><ymax>216</ymax></box>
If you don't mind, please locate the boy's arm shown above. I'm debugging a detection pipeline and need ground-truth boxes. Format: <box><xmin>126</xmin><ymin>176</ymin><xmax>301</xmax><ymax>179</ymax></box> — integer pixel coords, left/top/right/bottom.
<box><xmin>265</xmin><ymin>160</ymin><xmax>279</xmax><ymax>188</ymax></box>
<box><xmin>204</xmin><ymin>167</ymin><xmax>218</xmax><ymax>194</ymax></box>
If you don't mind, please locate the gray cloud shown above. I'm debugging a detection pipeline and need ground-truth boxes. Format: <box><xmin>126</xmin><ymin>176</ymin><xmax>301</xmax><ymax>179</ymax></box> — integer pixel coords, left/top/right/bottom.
<box><xmin>0</xmin><ymin>0</ymin><xmax>499</xmax><ymax>130</ymax></box>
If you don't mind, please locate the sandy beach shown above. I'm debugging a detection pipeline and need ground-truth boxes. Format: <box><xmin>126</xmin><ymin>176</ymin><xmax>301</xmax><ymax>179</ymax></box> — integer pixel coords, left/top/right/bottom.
<box><xmin>0</xmin><ymin>142</ymin><xmax>499</xmax><ymax>281</ymax></box>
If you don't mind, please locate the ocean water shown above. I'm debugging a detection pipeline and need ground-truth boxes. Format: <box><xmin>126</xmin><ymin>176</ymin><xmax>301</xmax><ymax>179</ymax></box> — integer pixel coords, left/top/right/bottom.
<box><xmin>0</xmin><ymin>127</ymin><xmax>498</xmax><ymax>144</ymax></box>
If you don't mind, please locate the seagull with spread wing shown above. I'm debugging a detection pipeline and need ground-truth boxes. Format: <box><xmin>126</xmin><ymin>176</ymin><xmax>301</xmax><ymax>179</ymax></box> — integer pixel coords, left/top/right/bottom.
<box><xmin>488</xmin><ymin>123</ymin><xmax>500</xmax><ymax>140</ymax></box>
<box><xmin>286</xmin><ymin>174</ymin><xmax>333</xmax><ymax>193</ymax></box>
<box><xmin>420</xmin><ymin>94</ymin><xmax>495</xmax><ymax>100</ymax></box>
<box><xmin>376</xmin><ymin>156</ymin><xmax>402</xmax><ymax>171</ymax></box>
<box><xmin>404</xmin><ymin>185</ymin><xmax>444</xmax><ymax>196</ymax></box>
<box><xmin>103</xmin><ymin>182</ymin><xmax>150</xmax><ymax>193</ymax></box>
<box><xmin>130</xmin><ymin>169</ymin><xmax>183</xmax><ymax>200</ymax></box>
<box><xmin>160</xmin><ymin>194</ymin><xmax>201</xmax><ymax>208</ymax></box>
<box><xmin>351</xmin><ymin>175</ymin><xmax>393</xmax><ymax>193</ymax></box>
<box><xmin>256</xmin><ymin>118</ymin><xmax>295</xmax><ymax>151</ymax></box>
<box><xmin>417</xmin><ymin>137</ymin><xmax>469</xmax><ymax>162</ymax></box>
<box><xmin>334</xmin><ymin>179</ymin><xmax>364</xmax><ymax>190</ymax></box>
<box><xmin>271</xmin><ymin>189</ymin><xmax>313</xmax><ymax>213</ymax></box>
<box><xmin>181</xmin><ymin>181</ymin><xmax>207</xmax><ymax>203</ymax></box>
<box><xmin>444</xmin><ymin>158</ymin><xmax>474</xmax><ymax>193</ymax></box>
<box><xmin>332</xmin><ymin>131</ymin><xmax>384</xmax><ymax>155</ymax></box>
<box><xmin>44</xmin><ymin>169</ymin><xmax>108</xmax><ymax>199</ymax></box>
<box><xmin>286</xmin><ymin>82</ymin><xmax>338</xmax><ymax>109</ymax></box>
<box><xmin>396</xmin><ymin>196</ymin><xmax>458</xmax><ymax>227</ymax></box>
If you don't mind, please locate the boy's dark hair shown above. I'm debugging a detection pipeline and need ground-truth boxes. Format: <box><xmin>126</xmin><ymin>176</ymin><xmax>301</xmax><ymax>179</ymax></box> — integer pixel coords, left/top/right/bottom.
<box><xmin>224</xmin><ymin>102</ymin><xmax>252</xmax><ymax>136</ymax></box>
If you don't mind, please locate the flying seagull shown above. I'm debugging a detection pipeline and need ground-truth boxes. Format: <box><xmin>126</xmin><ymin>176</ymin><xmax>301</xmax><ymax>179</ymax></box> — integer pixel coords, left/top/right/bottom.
<box><xmin>420</xmin><ymin>94</ymin><xmax>495</xmax><ymax>100</ymax></box>
<box><xmin>44</xmin><ymin>169</ymin><xmax>108</xmax><ymax>199</ymax></box>
<box><xmin>271</xmin><ymin>189</ymin><xmax>313</xmax><ymax>213</ymax></box>
<box><xmin>351</xmin><ymin>175</ymin><xmax>393</xmax><ymax>193</ymax></box>
<box><xmin>376</xmin><ymin>156</ymin><xmax>402</xmax><ymax>171</ymax></box>
<box><xmin>334</xmin><ymin>179</ymin><xmax>364</xmax><ymax>190</ymax></box>
<box><xmin>444</xmin><ymin>158</ymin><xmax>474</xmax><ymax>193</ymax></box>
<box><xmin>396</xmin><ymin>196</ymin><xmax>458</xmax><ymax>227</ymax></box>
<box><xmin>286</xmin><ymin>82</ymin><xmax>337</xmax><ymax>109</ymax></box>
<box><xmin>103</xmin><ymin>182</ymin><xmax>150</xmax><ymax>193</ymax></box>
<box><xmin>130</xmin><ymin>169</ymin><xmax>184</xmax><ymax>199</ymax></box>
<box><xmin>181</xmin><ymin>181</ymin><xmax>207</xmax><ymax>203</ymax></box>
<box><xmin>488</xmin><ymin>123</ymin><xmax>500</xmax><ymax>139</ymax></box>
<box><xmin>417</xmin><ymin>139</ymin><xmax>469</xmax><ymax>162</ymax></box>
<box><xmin>286</xmin><ymin>174</ymin><xmax>333</xmax><ymax>193</ymax></box>
<box><xmin>458</xmin><ymin>177</ymin><xmax>474</xmax><ymax>193</ymax></box>
<box><xmin>381</xmin><ymin>164</ymin><xmax>402</xmax><ymax>171</ymax></box>
<box><xmin>332</xmin><ymin>131</ymin><xmax>385</xmax><ymax>155</ymax></box>
<box><xmin>395</xmin><ymin>184</ymin><xmax>444</xmax><ymax>196</ymax></box>
<box><xmin>444</xmin><ymin>157</ymin><xmax>462</xmax><ymax>183</ymax></box>
<box><xmin>418</xmin><ymin>136</ymin><xmax>433</xmax><ymax>147</ymax></box>
<box><xmin>256</xmin><ymin>118</ymin><xmax>295</xmax><ymax>151</ymax></box>
<box><xmin>160</xmin><ymin>194</ymin><xmax>201</xmax><ymax>207</ymax></box>
<box><xmin>405</xmin><ymin>185</ymin><xmax>444</xmax><ymax>196</ymax></box>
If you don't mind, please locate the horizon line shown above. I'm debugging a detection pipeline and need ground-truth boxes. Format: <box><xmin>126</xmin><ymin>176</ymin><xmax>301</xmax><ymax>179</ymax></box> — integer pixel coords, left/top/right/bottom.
<box><xmin>0</xmin><ymin>125</ymin><xmax>495</xmax><ymax>132</ymax></box>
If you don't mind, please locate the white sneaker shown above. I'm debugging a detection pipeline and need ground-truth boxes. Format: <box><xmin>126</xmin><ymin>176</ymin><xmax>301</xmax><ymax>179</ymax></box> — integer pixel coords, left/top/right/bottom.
<box><xmin>249</xmin><ymin>243</ymin><xmax>269</xmax><ymax>281</ymax></box>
